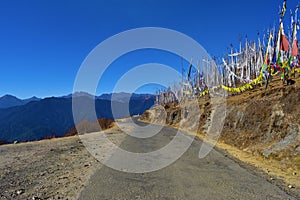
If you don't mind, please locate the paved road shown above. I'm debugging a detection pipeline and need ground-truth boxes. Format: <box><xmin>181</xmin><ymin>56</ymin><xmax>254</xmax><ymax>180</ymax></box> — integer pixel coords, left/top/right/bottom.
<box><xmin>79</xmin><ymin>120</ymin><xmax>295</xmax><ymax>200</ymax></box>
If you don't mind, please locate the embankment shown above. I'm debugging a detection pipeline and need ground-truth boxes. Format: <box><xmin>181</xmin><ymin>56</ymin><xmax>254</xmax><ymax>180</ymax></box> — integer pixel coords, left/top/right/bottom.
<box><xmin>141</xmin><ymin>76</ymin><xmax>300</xmax><ymax>192</ymax></box>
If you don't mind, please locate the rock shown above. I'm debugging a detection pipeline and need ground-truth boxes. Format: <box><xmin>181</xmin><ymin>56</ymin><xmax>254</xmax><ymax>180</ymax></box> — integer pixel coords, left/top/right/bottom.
<box><xmin>84</xmin><ymin>164</ymin><xmax>91</xmax><ymax>167</ymax></box>
<box><xmin>40</xmin><ymin>172</ymin><xmax>46</xmax><ymax>176</ymax></box>
<box><xmin>288</xmin><ymin>185</ymin><xmax>294</xmax><ymax>189</ymax></box>
<box><xmin>32</xmin><ymin>196</ymin><xmax>42</xmax><ymax>200</ymax></box>
<box><xmin>16</xmin><ymin>189</ymin><xmax>24</xmax><ymax>195</ymax></box>
<box><xmin>13</xmin><ymin>141</ymin><xmax>18</xmax><ymax>144</ymax></box>
<box><xmin>293</xmin><ymin>172</ymin><xmax>297</xmax><ymax>176</ymax></box>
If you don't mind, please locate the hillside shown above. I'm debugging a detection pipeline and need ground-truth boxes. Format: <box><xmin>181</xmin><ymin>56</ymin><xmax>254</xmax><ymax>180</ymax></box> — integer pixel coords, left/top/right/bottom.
<box><xmin>141</xmin><ymin>75</ymin><xmax>300</xmax><ymax>192</ymax></box>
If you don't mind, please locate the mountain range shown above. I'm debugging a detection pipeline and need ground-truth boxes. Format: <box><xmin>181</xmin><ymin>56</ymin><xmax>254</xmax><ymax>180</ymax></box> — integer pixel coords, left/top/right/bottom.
<box><xmin>0</xmin><ymin>92</ymin><xmax>155</xmax><ymax>109</ymax></box>
<box><xmin>0</xmin><ymin>93</ymin><xmax>155</xmax><ymax>143</ymax></box>
<box><xmin>0</xmin><ymin>95</ymin><xmax>41</xmax><ymax>109</ymax></box>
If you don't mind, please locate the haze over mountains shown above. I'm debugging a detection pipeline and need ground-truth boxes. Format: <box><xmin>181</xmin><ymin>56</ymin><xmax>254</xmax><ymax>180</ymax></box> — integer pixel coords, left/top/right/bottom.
<box><xmin>0</xmin><ymin>93</ymin><xmax>155</xmax><ymax>143</ymax></box>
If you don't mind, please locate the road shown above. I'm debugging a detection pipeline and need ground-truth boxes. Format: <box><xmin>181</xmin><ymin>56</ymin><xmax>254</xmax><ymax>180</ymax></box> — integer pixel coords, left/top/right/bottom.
<box><xmin>79</xmin><ymin>119</ymin><xmax>295</xmax><ymax>200</ymax></box>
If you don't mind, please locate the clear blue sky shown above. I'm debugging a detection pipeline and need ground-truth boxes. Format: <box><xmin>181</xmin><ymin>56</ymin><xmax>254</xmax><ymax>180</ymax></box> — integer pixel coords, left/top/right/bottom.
<box><xmin>0</xmin><ymin>0</ymin><xmax>298</xmax><ymax>99</ymax></box>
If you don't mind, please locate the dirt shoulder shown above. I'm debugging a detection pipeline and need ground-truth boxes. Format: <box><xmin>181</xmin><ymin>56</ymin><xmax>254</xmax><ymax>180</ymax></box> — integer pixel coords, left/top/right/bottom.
<box><xmin>0</xmin><ymin>125</ymin><xmax>124</xmax><ymax>200</ymax></box>
<box><xmin>0</xmin><ymin>136</ymin><xmax>98</xmax><ymax>200</ymax></box>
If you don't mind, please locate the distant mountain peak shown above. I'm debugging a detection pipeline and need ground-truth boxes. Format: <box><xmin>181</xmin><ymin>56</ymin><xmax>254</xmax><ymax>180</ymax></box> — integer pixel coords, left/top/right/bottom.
<box><xmin>0</xmin><ymin>95</ymin><xmax>40</xmax><ymax>109</ymax></box>
<box><xmin>1</xmin><ymin>94</ymin><xmax>19</xmax><ymax>99</ymax></box>
<box><xmin>25</xmin><ymin>96</ymin><xmax>41</xmax><ymax>101</ymax></box>
<box><xmin>62</xmin><ymin>92</ymin><xmax>95</xmax><ymax>99</ymax></box>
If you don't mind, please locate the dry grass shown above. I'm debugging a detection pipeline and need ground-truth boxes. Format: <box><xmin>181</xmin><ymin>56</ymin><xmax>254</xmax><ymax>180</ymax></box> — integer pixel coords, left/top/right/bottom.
<box><xmin>65</xmin><ymin>118</ymin><xmax>114</xmax><ymax>136</ymax></box>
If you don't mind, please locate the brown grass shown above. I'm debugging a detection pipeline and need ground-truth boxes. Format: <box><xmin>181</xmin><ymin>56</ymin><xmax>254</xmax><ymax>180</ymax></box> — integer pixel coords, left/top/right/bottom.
<box><xmin>65</xmin><ymin>118</ymin><xmax>114</xmax><ymax>136</ymax></box>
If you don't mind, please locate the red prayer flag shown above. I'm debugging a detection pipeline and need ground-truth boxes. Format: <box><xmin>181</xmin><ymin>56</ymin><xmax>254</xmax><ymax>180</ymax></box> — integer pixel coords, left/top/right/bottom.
<box><xmin>292</xmin><ymin>40</ymin><xmax>299</xmax><ymax>57</ymax></box>
<box><xmin>280</xmin><ymin>34</ymin><xmax>290</xmax><ymax>52</ymax></box>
